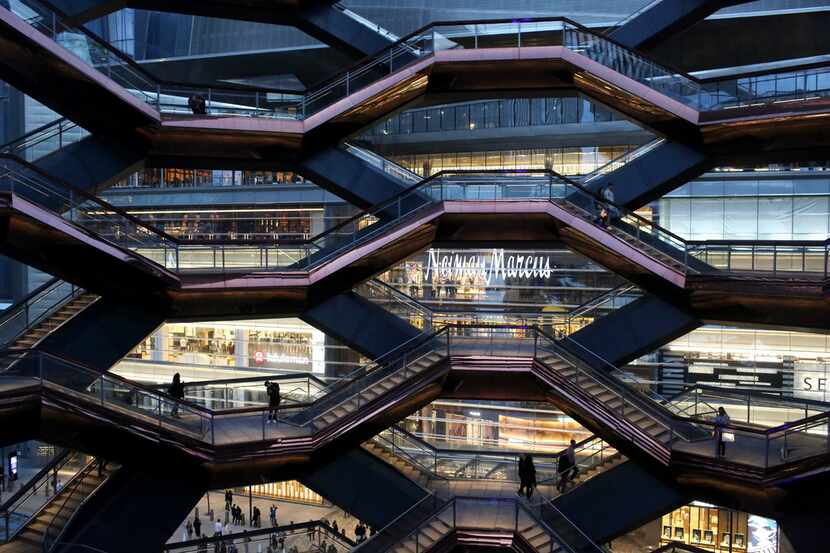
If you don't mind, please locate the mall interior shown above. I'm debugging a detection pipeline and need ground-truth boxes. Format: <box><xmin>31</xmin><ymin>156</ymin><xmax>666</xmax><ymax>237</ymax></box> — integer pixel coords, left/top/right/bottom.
<box><xmin>0</xmin><ymin>0</ymin><xmax>830</xmax><ymax>552</ymax></box>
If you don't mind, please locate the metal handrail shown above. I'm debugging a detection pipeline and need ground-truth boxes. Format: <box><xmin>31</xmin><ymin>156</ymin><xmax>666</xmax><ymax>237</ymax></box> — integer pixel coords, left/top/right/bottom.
<box><xmin>0</xmin><ymin>449</ymin><xmax>73</xmax><ymax>541</ymax></box>
<box><xmin>0</xmin><ymin>154</ymin><xmax>179</xmax><ymax>242</ymax></box>
<box><xmin>10</xmin><ymin>0</ymin><xmax>299</xmax><ymax>96</ymax></box>
<box><xmin>580</xmin><ymin>138</ymin><xmax>667</xmax><ymax>185</ymax></box>
<box><xmin>41</xmin><ymin>457</ymin><xmax>97</xmax><ymax>552</ymax></box>
<box><xmin>11</xmin><ymin>0</ymin><xmax>830</xmax><ymax>121</ymax></box>
<box><xmin>532</xmin><ymin>494</ymin><xmax>606</xmax><ymax>553</ymax></box>
<box><xmin>0</xmin><ymin>118</ymin><xmax>80</xmax><ymax>155</ymax></box>
<box><xmin>564</xmin><ymin>284</ymin><xmax>639</xmax><ymax>326</ymax></box>
<box><xmin>164</xmin><ymin>520</ymin><xmax>356</xmax><ymax>552</ymax></box>
<box><xmin>550</xmin><ymin>329</ymin><xmax>719</xmax><ymax>425</ymax></box>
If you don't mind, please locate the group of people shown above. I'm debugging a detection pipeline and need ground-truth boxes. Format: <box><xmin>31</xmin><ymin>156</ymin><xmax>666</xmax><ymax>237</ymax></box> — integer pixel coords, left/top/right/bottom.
<box><xmin>517</xmin><ymin>439</ymin><xmax>581</xmax><ymax>499</ymax></box>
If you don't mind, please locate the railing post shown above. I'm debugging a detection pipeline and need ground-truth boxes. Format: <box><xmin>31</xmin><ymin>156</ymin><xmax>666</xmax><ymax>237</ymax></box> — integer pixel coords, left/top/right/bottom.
<box><xmin>517</xmin><ymin>21</ymin><xmax>522</xmax><ymax>48</ymax></box>
<box><xmin>346</xmin><ymin>71</ymin><xmax>350</xmax><ymax>96</ymax></box>
<box><xmin>514</xmin><ymin>500</ymin><xmax>519</xmax><ymax>532</ymax></box>
<box><xmin>474</xmin><ymin>24</ymin><xmax>478</xmax><ymax>49</ymax></box>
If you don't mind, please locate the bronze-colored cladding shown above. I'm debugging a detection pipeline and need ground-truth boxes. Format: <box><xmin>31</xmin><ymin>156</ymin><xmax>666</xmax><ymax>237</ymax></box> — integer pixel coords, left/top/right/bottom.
<box><xmin>687</xmin><ymin>273</ymin><xmax>830</xmax><ymax>331</ymax></box>
<box><xmin>0</xmin><ymin>202</ymin><xmax>174</xmax><ymax>298</ymax></box>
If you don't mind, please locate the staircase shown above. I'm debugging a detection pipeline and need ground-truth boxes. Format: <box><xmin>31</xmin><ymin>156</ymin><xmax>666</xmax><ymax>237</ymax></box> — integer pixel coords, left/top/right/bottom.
<box><xmin>391</xmin><ymin>510</ymin><xmax>453</xmax><ymax>553</ymax></box>
<box><xmin>362</xmin><ymin>440</ymin><xmax>431</xmax><ymax>488</ymax></box>
<box><xmin>8</xmin><ymin>293</ymin><xmax>97</xmax><ymax>350</ymax></box>
<box><xmin>6</xmin><ymin>459</ymin><xmax>115</xmax><ymax>553</ymax></box>
<box><xmin>568</xmin><ymin>453</ymin><xmax>626</xmax><ymax>490</ymax></box>
<box><xmin>533</xmin><ymin>343</ymin><xmax>706</xmax><ymax>467</ymax></box>
<box><xmin>518</xmin><ymin>519</ymin><xmax>557</xmax><ymax>552</ymax></box>
<box><xmin>553</xmin><ymin>197</ymin><xmax>691</xmax><ymax>276</ymax></box>
<box><xmin>312</xmin><ymin>349</ymin><xmax>444</xmax><ymax>430</ymax></box>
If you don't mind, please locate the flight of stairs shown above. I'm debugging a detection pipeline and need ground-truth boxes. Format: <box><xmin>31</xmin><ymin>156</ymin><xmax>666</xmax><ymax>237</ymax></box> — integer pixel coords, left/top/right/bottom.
<box><xmin>519</xmin><ymin>520</ymin><xmax>561</xmax><ymax>553</ymax></box>
<box><xmin>9</xmin><ymin>461</ymin><xmax>115</xmax><ymax>553</ymax></box>
<box><xmin>567</xmin><ymin>452</ymin><xmax>626</xmax><ymax>491</ymax></box>
<box><xmin>535</xmin><ymin>352</ymin><xmax>672</xmax><ymax>446</ymax></box>
<box><xmin>8</xmin><ymin>293</ymin><xmax>97</xmax><ymax>350</ymax></box>
<box><xmin>553</xmin><ymin>199</ymin><xmax>690</xmax><ymax>274</ymax></box>
<box><xmin>363</xmin><ymin>439</ymin><xmax>431</xmax><ymax>487</ymax></box>
<box><xmin>313</xmin><ymin>350</ymin><xmax>444</xmax><ymax>430</ymax></box>
<box><xmin>393</xmin><ymin>514</ymin><xmax>453</xmax><ymax>553</ymax></box>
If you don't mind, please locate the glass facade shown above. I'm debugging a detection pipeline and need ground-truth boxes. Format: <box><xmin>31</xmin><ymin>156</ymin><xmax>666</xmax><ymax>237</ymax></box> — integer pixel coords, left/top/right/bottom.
<box><xmin>658</xmin><ymin>172</ymin><xmax>830</xmax><ymax>240</ymax></box>
<box><xmin>363</xmin><ymin>97</ymin><xmax>624</xmax><ymax>137</ymax></box>
<box><xmin>388</xmin><ymin>145</ymin><xmax>638</xmax><ymax>178</ymax></box>
<box><xmin>113</xmin><ymin>168</ymin><xmax>311</xmax><ymax>189</ymax></box>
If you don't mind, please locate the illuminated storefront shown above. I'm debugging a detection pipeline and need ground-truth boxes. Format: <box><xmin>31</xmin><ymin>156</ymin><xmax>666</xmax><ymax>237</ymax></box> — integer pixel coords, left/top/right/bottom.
<box><xmin>379</xmin><ymin>247</ymin><xmax>624</xmax><ymax>321</ymax></box>
<box><xmin>404</xmin><ymin>401</ymin><xmax>592</xmax><ymax>452</ymax></box>
<box><xmin>113</xmin><ymin>319</ymin><xmax>359</xmax><ymax>384</ymax></box>
<box><xmin>388</xmin><ymin>145</ymin><xmax>639</xmax><ymax>178</ymax></box>
<box><xmin>248</xmin><ymin>480</ymin><xmax>326</xmax><ymax>506</ymax></box>
<box><xmin>660</xmin><ymin>503</ymin><xmax>778</xmax><ymax>553</ymax></box>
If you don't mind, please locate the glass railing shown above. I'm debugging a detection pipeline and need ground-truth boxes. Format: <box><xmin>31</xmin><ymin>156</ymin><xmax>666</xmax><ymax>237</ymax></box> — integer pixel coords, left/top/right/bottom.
<box><xmin>687</xmin><ymin>240</ymin><xmax>829</xmax><ymax>277</ymax></box>
<box><xmin>5</xmin><ymin>0</ymin><xmax>301</xmax><ymax>119</ymax></box>
<box><xmin>0</xmin><ymin>118</ymin><xmax>87</xmax><ymax>162</ymax></box>
<box><xmin>527</xmin><ymin>495</ymin><xmax>606</xmax><ymax>553</ymax></box>
<box><xmin>0</xmin><ymin>155</ymin><xmax>180</xmax><ymax>273</ymax></box>
<box><xmin>533</xmin><ymin>328</ymin><xmax>830</xmax><ymax>472</ymax></box>
<box><xmin>668</xmin><ymin>385</ymin><xmax>830</xmax><ymax>429</ymax></box>
<box><xmin>333</xmin><ymin>3</ymin><xmax>402</xmax><ymax>43</ymax></box>
<box><xmin>176</xmin><ymin>374</ymin><xmax>332</xmax><ymax>410</ymax></box>
<box><xmin>557</xmin><ymin>284</ymin><xmax>641</xmax><ymax>335</ymax></box>
<box><xmin>580</xmin><ymin>138</ymin><xmax>666</xmax><ymax>186</ymax></box>
<box><xmin>534</xmin><ymin>330</ymin><xmax>698</xmax><ymax>460</ymax></box>
<box><xmin>372</xmin><ymin>425</ymin><xmax>560</xmax><ymax>483</ymax></box>
<box><xmin>608</xmin><ymin>0</ymin><xmax>663</xmax><ymax>32</ymax></box>
<box><xmin>10</xmin><ymin>146</ymin><xmax>824</xmax><ymax>280</ymax></box>
<box><xmin>355</xmin><ymin>279</ymin><xmax>434</xmax><ymax>332</ymax></box>
<box><xmin>351</xmin><ymin>492</ymin><xmax>447</xmax><ymax>553</ymax></box>
<box><xmin>4</xmin><ymin>325</ymin><xmax>827</xmax><ymax>474</ymax></box>
<box><xmin>0</xmin><ymin>449</ymin><xmax>87</xmax><ymax>542</ymax></box>
<box><xmin>0</xmin><ymin>329</ymin><xmax>450</xmax><ymax>446</ymax></box>
<box><xmin>358</xmin><ymin>496</ymin><xmax>590</xmax><ymax>553</ymax></box>
<box><xmin>42</xmin><ymin>456</ymin><xmax>102</xmax><ymax>552</ymax></box>
<box><xmin>163</xmin><ymin>520</ymin><xmax>355</xmax><ymax>553</ymax></box>
<box><xmin>372</xmin><ymin>425</ymin><xmax>616</xmax><ymax>490</ymax></box>
<box><xmin>7</xmin><ymin>0</ymin><xmax>830</xmax><ymax>121</ymax></box>
<box><xmin>0</xmin><ymin>279</ymin><xmax>83</xmax><ymax>348</ymax></box>
<box><xmin>342</xmin><ymin>143</ymin><xmax>422</xmax><ymax>185</ymax></box>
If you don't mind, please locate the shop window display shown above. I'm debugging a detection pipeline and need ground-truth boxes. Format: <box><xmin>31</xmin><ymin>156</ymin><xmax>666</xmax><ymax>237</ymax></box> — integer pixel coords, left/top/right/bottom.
<box><xmin>659</xmin><ymin>503</ymin><xmax>778</xmax><ymax>553</ymax></box>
